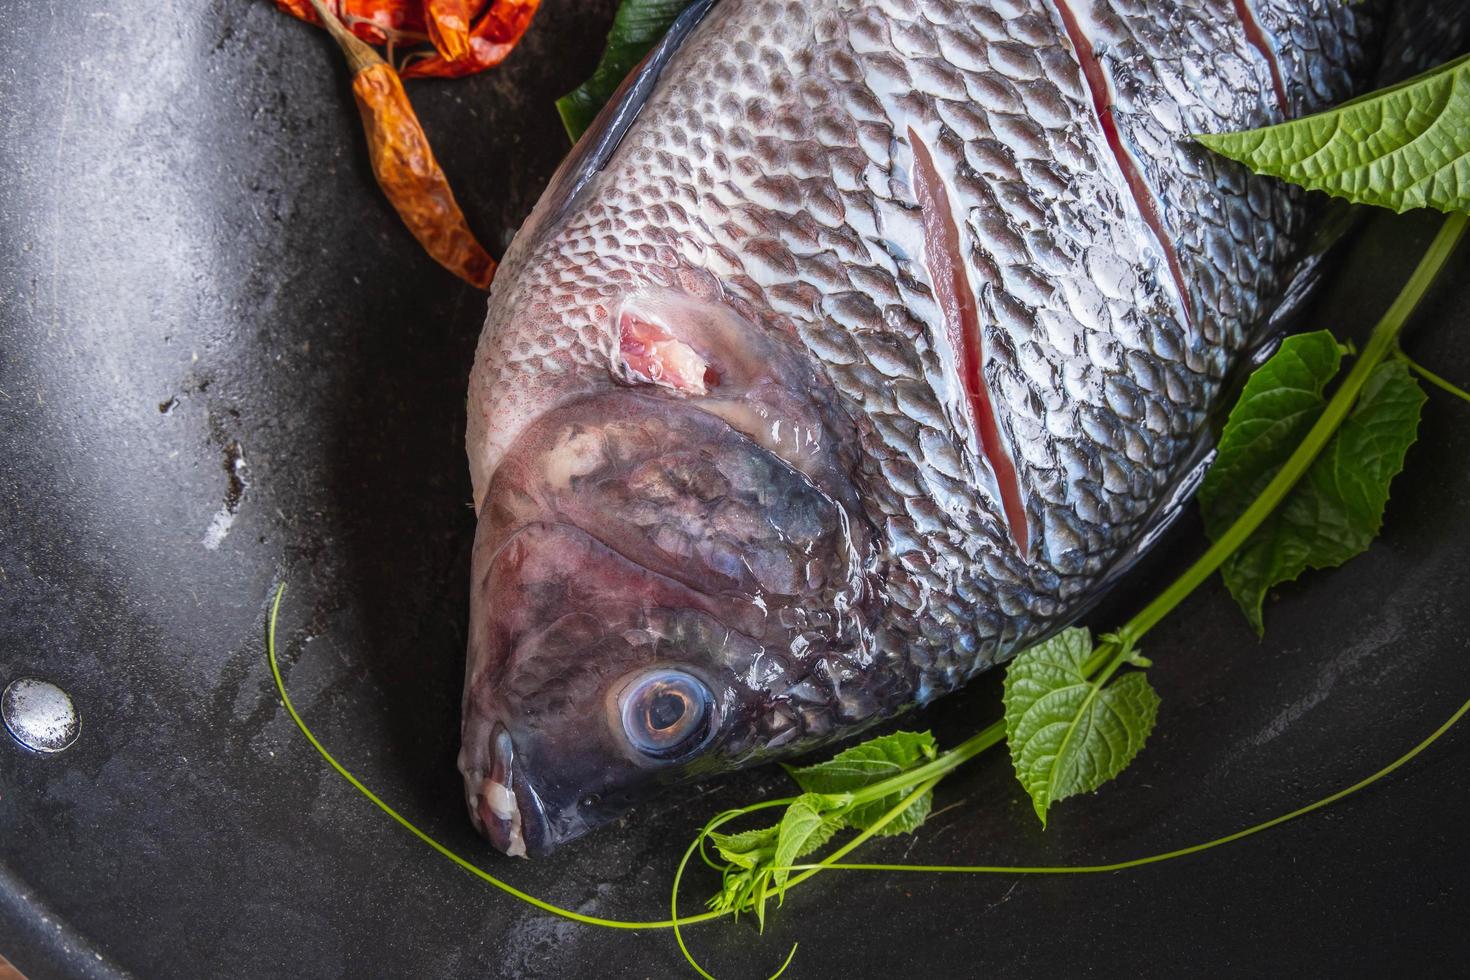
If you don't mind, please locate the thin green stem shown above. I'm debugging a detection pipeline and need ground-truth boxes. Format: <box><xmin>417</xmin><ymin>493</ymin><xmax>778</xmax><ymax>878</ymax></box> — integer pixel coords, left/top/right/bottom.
<box><xmin>778</xmin><ymin>691</ymin><xmax>1469</xmax><ymax>876</ymax></box>
<box><xmin>835</xmin><ymin>720</ymin><xmax>1006</xmax><ymax>810</ymax></box>
<box><xmin>266</xmin><ymin>584</ymin><xmax>723</xmax><ymax>932</ymax></box>
<box><xmin>671</xmin><ymin>806</ymin><xmax>800</xmax><ymax>979</ymax></box>
<box><xmin>1119</xmin><ymin>212</ymin><xmax>1467</xmax><ymax>644</ymax></box>
<box><xmin>1399</xmin><ymin>349</ymin><xmax>1470</xmax><ymax>405</ymax></box>
<box><xmin>672</xmin><ymin>810</ymin><xmax>752</xmax><ymax>979</ymax></box>
<box><xmin>272</xmin><ymin>582</ymin><xmax>846</xmax><ymax>943</ymax></box>
<box><xmin>694</xmin><ymin>213</ymin><xmax>1470</xmax><ymax>933</ymax></box>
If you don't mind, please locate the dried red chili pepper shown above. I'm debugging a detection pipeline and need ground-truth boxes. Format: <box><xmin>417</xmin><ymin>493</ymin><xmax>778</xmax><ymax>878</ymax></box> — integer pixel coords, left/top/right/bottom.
<box><xmin>276</xmin><ymin>0</ymin><xmax>427</xmax><ymax>47</ymax></box>
<box><xmin>305</xmin><ymin>0</ymin><xmax>496</xmax><ymax>289</ymax></box>
<box><xmin>400</xmin><ymin>0</ymin><xmax>541</xmax><ymax>79</ymax></box>
<box><xmin>424</xmin><ymin>0</ymin><xmax>473</xmax><ymax>62</ymax></box>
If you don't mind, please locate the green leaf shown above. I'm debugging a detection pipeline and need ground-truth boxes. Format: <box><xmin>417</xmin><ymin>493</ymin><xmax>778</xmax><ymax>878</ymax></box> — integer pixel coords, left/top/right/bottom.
<box><xmin>707</xmin><ymin>824</ymin><xmax>779</xmax><ymax>923</ymax></box>
<box><xmin>785</xmin><ymin>730</ymin><xmax>938</xmax><ymax>835</ymax></box>
<box><xmin>1199</xmin><ymin>331</ymin><xmax>1344</xmax><ymax>548</ymax></box>
<box><xmin>1197</xmin><ymin>54</ymin><xmax>1470</xmax><ymax>214</ymax></box>
<box><xmin>707</xmin><ymin>795</ymin><xmax>841</xmax><ymax>923</ymax></box>
<box><xmin>771</xmin><ymin>794</ymin><xmax>842</xmax><ymax>895</ymax></box>
<box><xmin>708</xmin><ymin>825</ymin><xmax>778</xmax><ymax>870</ymax></box>
<box><xmin>1002</xmin><ymin>629</ymin><xmax>1161</xmax><ymax>827</ymax></box>
<box><xmin>1199</xmin><ymin>333</ymin><xmax>1427</xmax><ymax>632</ymax></box>
<box><xmin>555</xmin><ymin>0</ymin><xmax>697</xmax><ymax>142</ymax></box>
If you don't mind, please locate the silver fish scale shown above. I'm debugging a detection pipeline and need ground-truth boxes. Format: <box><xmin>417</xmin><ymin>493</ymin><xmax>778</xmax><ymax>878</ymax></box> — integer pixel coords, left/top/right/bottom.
<box><xmin>1253</xmin><ymin>0</ymin><xmax>1380</xmax><ymax>114</ymax></box>
<box><xmin>806</xmin><ymin>0</ymin><xmax>1202</xmax><ymax>694</ymax></box>
<box><xmin>1087</xmin><ymin>0</ymin><xmax>1374</xmax><ymax>371</ymax></box>
<box><xmin>467</xmin><ymin>160</ymin><xmax>700</xmax><ymax>497</ymax></box>
<box><xmin>469</xmin><ymin>0</ymin><xmax>1381</xmax><ymax>724</ymax></box>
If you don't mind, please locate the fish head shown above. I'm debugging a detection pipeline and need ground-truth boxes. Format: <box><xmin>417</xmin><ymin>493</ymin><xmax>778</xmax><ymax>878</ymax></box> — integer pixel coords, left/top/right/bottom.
<box><xmin>460</xmin><ymin>296</ymin><xmax>882</xmax><ymax>856</ymax></box>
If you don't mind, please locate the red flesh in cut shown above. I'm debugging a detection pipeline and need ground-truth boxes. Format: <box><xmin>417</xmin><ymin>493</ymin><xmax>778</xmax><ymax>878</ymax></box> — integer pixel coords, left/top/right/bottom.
<box><xmin>908</xmin><ymin>128</ymin><xmax>1030</xmax><ymax>555</ymax></box>
<box><xmin>1051</xmin><ymin>0</ymin><xmax>1195</xmax><ymax>327</ymax></box>
<box><xmin>1232</xmin><ymin>0</ymin><xmax>1289</xmax><ymax>114</ymax></box>
<box><xmin>618</xmin><ymin>310</ymin><xmax>716</xmax><ymax>394</ymax></box>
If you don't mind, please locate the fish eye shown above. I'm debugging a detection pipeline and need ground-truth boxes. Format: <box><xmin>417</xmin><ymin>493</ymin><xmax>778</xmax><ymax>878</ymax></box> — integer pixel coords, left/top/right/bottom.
<box><xmin>618</xmin><ymin>669</ymin><xmax>714</xmax><ymax>761</ymax></box>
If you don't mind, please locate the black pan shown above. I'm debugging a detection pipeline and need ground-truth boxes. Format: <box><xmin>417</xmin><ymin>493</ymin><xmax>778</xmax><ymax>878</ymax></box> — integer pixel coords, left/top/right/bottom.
<box><xmin>2</xmin><ymin>2</ymin><xmax>1467</xmax><ymax>977</ymax></box>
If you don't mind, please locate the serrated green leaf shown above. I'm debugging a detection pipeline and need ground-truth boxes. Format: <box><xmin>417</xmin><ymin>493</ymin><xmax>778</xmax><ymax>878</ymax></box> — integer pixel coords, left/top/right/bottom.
<box><xmin>772</xmin><ymin>794</ymin><xmax>842</xmax><ymax>895</ymax></box>
<box><xmin>785</xmin><ymin>730</ymin><xmax>938</xmax><ymax>835</ymax></box>
<box><xmin>1198</xmin><ymin>54</ymin><xmax>1470</xmax><ymax>214</ymax></box>
<box><xmin>1199</xmin><ymin>331</ymin><xmax>1344</xmax><ymax>540</ymax></box>
<box><xmin>1002</xmin><ymin>629</ymin><xmax>1160</xmax><ymax>827</ymax></box>
<box><xmin>708</xmin><ymin>825</ymin><xmax>778</xmax><ymax>870</ymax></box>
<box><xmin>1199</xmin><ymin>333</ymin><xmax>1426</xmax><ymax>632</ymax></box>
<box><xmin>555</xmin><ymin>0</ymin><xmax>697</xmax><ymax>142</ymax></box>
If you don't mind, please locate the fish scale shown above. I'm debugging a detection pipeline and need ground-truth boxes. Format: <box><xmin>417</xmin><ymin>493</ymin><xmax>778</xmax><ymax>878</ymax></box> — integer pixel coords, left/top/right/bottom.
<box><xmin>458</xmin><ymin>0</ymin><xmax>1420</xmax><ymax>854</ymax></box>
<box><xmin>475</xmin><ymin>0</ymin><xmax>1369</xmax><ymax>687</ymax></box>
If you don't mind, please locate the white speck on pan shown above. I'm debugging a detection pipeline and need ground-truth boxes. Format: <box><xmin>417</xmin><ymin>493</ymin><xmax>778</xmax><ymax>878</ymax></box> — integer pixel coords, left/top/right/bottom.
<box><xmin>202</xmin><ymin>506</ymin><xmax>235</xmax><ymax>550</ymax></box>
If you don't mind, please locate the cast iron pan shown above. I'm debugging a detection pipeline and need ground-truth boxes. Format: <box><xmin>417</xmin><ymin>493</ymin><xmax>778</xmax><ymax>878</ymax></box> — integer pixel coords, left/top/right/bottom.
<box><xmin>2</xmin><ymin>3</ymin><xmax>1467</xmax><ymax>977</ymax></box>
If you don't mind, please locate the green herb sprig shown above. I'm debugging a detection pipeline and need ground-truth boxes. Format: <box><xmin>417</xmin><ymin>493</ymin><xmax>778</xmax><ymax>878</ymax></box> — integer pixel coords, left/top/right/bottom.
<box><xmin>556</xmin><ymin>0</ymin><xmax>697</xmax><ymax>141</ymax></box>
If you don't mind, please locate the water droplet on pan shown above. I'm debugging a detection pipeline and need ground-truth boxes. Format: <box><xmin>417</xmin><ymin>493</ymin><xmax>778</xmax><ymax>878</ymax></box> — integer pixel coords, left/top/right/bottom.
<box><xmin>2</xmin><ymin>678</ymin><xmax>80</xmax><ymax>753</ymax></box>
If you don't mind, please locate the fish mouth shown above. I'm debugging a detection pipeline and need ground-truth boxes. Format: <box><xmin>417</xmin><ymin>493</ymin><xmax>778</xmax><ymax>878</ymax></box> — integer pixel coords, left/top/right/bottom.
<box><xmin>469</xmin><ymin>723</ymin><xmax>550</xmax><ymax>858</ymax></box>
<box><xmin>461</xmin><ymin>515</ymin><xmax>750</xmax><ymax>857</ymax></box>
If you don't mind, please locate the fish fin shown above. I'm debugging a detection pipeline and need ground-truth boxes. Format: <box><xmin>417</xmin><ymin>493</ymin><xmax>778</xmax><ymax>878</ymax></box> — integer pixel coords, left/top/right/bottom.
<box><xmin>530</xmin><ymin>0</ymin><xmax>719</xmax><ymax>233</ymax></box>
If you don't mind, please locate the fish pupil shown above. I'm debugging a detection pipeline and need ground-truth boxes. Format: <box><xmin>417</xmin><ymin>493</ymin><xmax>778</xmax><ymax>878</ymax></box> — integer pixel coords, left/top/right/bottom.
<box><xmin>648</xmin><ymin>691</ymin><xmax>686</xmax><ymax>732</ymax></box>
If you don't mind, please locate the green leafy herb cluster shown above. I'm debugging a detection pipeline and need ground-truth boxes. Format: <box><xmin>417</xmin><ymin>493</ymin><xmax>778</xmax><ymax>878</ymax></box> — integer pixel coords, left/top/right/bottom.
<box><xmin>705</xmin><ymin>731</ymin><xmax>938</xmax><ymax>924</ymax></box>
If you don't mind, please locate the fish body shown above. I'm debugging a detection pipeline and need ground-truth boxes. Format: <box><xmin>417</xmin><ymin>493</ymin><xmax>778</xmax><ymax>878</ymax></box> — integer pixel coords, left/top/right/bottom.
<box><xmin>459</xmin><ymin>0</ymin><xmax>1448</xmax><ymax>856</ymax></box>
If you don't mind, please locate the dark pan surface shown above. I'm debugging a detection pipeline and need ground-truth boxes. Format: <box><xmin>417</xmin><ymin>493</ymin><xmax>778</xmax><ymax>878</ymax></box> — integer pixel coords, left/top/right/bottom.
<box><xmin>2</xmin><ymin>3</ymin><xmax>1467</xmax><ymax>977</ymax></box>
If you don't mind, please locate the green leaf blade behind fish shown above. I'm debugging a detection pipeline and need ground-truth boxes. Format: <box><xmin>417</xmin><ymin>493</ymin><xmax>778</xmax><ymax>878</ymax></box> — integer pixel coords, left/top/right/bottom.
<box><xmin>555</xmin><ymin>0</ymin><xmax>697</xmax><ymax>143</ymax></box>
<box><xmin>1199</xmin><ymin>333</ymin><xmax>1427</xmax><ymax>633</ymax></box>
<box><xmin>1002</xmin><ymin>628</ymin><xmax>1160</xmax><ymax>828</ymax></box>
<box><xmin>1199</xmin><ymin>331</ymin><xmax>1345</xmax><ymax>545</ymax></box>
<box><xmin>1197</xmin><ymin>54</ymin><xmax>1470</xmax><ymax>215</ymax></box>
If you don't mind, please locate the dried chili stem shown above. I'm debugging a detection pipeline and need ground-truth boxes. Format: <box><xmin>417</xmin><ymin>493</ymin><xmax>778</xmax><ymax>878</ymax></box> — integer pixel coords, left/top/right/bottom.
<box><xmin>305</xmin><ymin>0</ymin><xmax>381</xmax><ymax>74</ymax></box>
<box><xmin>305</xmin><ymin>0</ymin><xmax>497</xmax><ymax>289</ymax></box>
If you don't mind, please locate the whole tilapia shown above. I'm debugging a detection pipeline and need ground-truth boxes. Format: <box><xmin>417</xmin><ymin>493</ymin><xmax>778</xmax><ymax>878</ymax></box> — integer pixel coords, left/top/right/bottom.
<box><xmin>457</xmin><ymin>0</ymin><xmax>1451</xmax><ymax>856</ymax></box>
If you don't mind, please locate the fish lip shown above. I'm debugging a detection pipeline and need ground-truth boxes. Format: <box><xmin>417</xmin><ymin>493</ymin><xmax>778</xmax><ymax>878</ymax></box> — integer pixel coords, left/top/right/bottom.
<box><xmin>470</xmin><ymin>723</ymin><xmax>551</xmax><ymax>858</ymax></box>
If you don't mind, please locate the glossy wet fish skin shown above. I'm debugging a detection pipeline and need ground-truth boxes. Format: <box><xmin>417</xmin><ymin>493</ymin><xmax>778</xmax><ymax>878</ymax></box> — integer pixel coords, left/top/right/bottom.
<box><xmin>462</xmin><ymin>0</ymin><xmax>1394</xmax><ymax>854</ymax></box>
<box><xmin>463</xmin><ymin>383</ymin><xmax>879</xmax><ymax>850</ymax></box>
